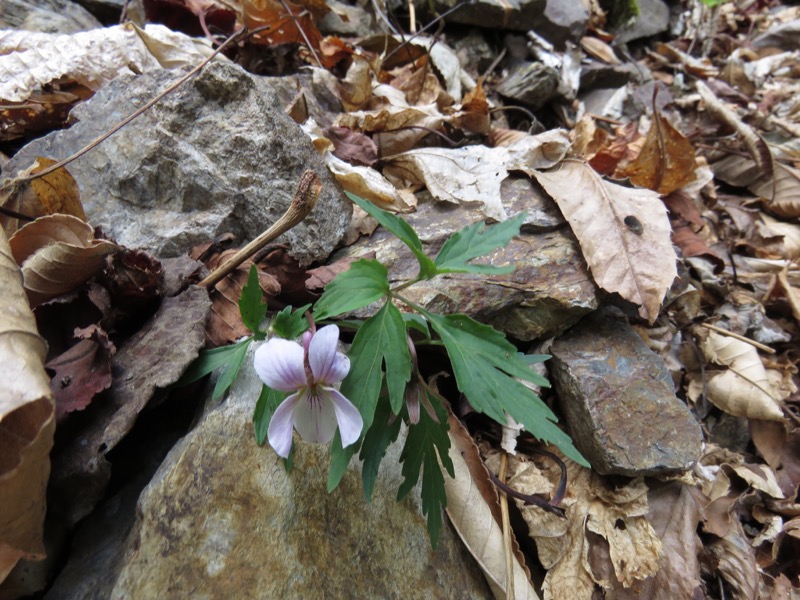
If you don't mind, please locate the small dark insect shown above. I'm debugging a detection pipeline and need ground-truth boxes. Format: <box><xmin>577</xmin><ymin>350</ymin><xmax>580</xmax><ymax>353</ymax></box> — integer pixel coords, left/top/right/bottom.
<box><xmin>624</xmin><ymin>215</ymin><xmax>644</xmax><ymax>235</ymax></box>
<box><xmin>60</xmin><ymin>376</ymin><xmax>72</xmax><ymax>388</ymax></box>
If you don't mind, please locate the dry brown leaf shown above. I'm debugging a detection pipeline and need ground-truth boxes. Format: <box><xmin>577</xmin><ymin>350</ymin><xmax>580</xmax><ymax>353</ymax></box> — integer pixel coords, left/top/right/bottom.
<box><xmin>760</xmin><ymin>214</ymin><xmax>800</xmax><ymax>259</ymax></box>
<box><xmin>704</xmin><ymin>520</ymin><xmax>759</xmax><ymax>600</ymax></box>
<box><xmin>529</xmin><ymin>159</ymin><xmax>677</xmax><ymax>322</ymax></box>
<box><xmin>451</xmin><ymin>81</ymin><xmax>490</xmax><ymax>135</ymax></box>
<box><xmin>701</xmin><ymin>331</ymin><xmax>784</xmax><ymax>420</ymax></box>
<box><xmin>0</xmin><ymin>226</ymin><xmax>54</xmax><ymax>584</ymax></box>
<box><xmin>0</xmin><ymin>23</ymin><xmax>218</xmax><ymax>103</ymax></box>
<box><xmin>8</xmin><ymin>214</ymin><xmax>119</xmax><ymax>307</ymax></box>
<box><xmin>753</xmin><ymin>162</ymin><xmax>800</xmax><ymax>219</ymax></box>
<box><xmin>337</xmin><ymin>55</ymin><xmax>374</xmax><ymax>112</ymax></box>
<box><xmin>580</xmin><ymin>36</ymin><xmax>621</xmax><ymax>64</ymax></box>
<box><xmin>444</xmin><ymin>412</ymin><xmax>539</xmax><ymax>600</ymax></box>
<box><xmin>383</xmin><ymin>130</ymin><xmax>570</xmax><ymax>222</ymax></box>
<box><xmin>512</xmin><ymin>457</ymin><xmax>661</xmax><ymax>600</ymax></box>
<box><xmin>619</xmin><ymin>113</ymin><xmax>697</xmax><ymax>195</ymax></box>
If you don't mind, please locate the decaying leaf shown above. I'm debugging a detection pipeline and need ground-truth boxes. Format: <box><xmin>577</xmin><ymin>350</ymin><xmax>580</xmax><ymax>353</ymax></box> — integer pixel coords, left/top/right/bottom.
<box><xmin>701</xmin><ymin>331</ymin><xmax>784</xmax><ymax>420</ymax></box>
<box><xmin>0</xmin><ymin>23</ymin><xmax>219</xmax><ymax>103</ymax></box>
<box><xmin>509</xmin><ymin>455</ymin><xmax>661</xmax><ymax>600</ymax></box>
<box><xmin>9</xmin><ymin>214</ymin><xmax>119</xmax><ymax>307</ymax></box>
<box><xmin>530</xmin><ymin>159</ymin><xmax>677</xmax><ymax>322</ymax></box>
<box><xmin>383</xmin><ymin>130</ymin><xmax>570</xmax><ymax>222</ymax></box>
<box><xmin>619</xmin><ymin>112</ymin><xmax>697</xmax><ymax>195</ymax></box>
<box><xmin>0</xmin><ymin>227</ymin><xmax>54</xmax><ymax>584</ymax></box>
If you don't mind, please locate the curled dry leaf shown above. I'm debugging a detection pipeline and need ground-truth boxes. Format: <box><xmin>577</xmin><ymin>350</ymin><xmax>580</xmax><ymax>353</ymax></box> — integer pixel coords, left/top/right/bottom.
<box><xmin>383</xmin><ymin>130</ymin><xmax>570</xmax><ymax>222</ymax></box>
<box><xmin>0</xmin><ymin>227</ymin><xmax>54</xmax><ymax>584</ymax></box>
<box><xmin>530</xmin><ymin>159</ymin><xmax>677</xmax><ymax>322</ymax></box>
<box><xmin>9</xmin><ymin>214</ymin><xmax>119</xmax><ymax>308</ymax></box>
<box><xmin>619</xmin><ymin>112</ymin><xmax>697</xmax><ymax>195</ymax></box>
<box><xmin>444</xmin><ymin>410</ymin><xmax>539</xmax><ymax>600</ymax></box>
<box><xmin>701</xmin><ymin>331</ymin><xmax>784</xmax><ymax>420</ymax></box>
<box><xmin>0</xmin><ymin>23</ymin><xmax>219</xmax><ymax>103</ymax></box>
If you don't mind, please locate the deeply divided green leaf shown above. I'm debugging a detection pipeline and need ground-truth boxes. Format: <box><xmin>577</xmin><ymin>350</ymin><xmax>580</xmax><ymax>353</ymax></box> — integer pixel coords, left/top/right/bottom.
<box><xmin>345</xmin><ymin>192</ymin><xmax>438</xmax><ymax>279</ymax></box>
<box><xmin>271</xmin><ymin>304</ymin><xmax>311</xmax><ymax>339</ymax></box>
<box><xmin>427</xmin><ymin>313</ymin><xmax>588</xmax><ymax>466</ymax></box>
<box><xmin>177</xmin><ymin>338</ymin><xmax>253</xmax><ymax>403</ymax></box>
<box><xmin>434</xmin><ymin>212</ymin><xmax>526</xmax><ymax>275</ymax></box>
<box><xmin>313</xmin><ymin>259</ymin><xmax>390</xmax><ymax>321</ymax></box>
<box><xmin>360</xmin><ymin>397</ymin><xmax>403</xmax><ymax>501</ymax></box>
<box><xmin>211</xmin><ymin>338</ymin><xmax>252</xmax><ymax>401</ymax></box>
<box><xmin>239</xmin><ymin>265</ymin><xmax>268</xmax><ymax>339</ymax></box>
<box><xmin>253</xmin><ymin>384</ymin><xmax>286</xmax><ymax>445</ymax></box>
<box><xmin>397</xmin><ymin>393</ymin><xmax>454</xmax><ymax>548</ymax></box>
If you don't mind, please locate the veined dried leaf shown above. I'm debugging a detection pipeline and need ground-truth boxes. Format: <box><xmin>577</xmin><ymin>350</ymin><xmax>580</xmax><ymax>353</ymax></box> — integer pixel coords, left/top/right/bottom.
<box><xmin>0</xmin><ymin>226</ymin><xmax>54</xmax><ymax>584</ymax></box>
<box><xmin>760</xmin><ymin>214</ymin><xmax>800</xmax><ymax>259</ymax></box>
<box><xmin>445</xmin><ymin>411</ymin><xmax>539</xmax><ymax>600</ymax></box>
<box><xmin>452</xmin><ymin>81</ymin><xmax>490</xmax><ymax>134</ymax></box>
<box><xmin>580</xmin><ymin>36</ymin><xmax>621</xmax><ymax>64</ymax></box>
<box><xmin>753</xmin><ymin>162</ymin><xmax>800</xmax><ymax>219</ymax></box>
<box><xmin>9</xmin><ymin>214</ymin><xmax>119</xmax><ymax>307</ymax></box>
<box><xmin>701</xmin><ymin>331</ymin><xmax>784</xmax><ymax>420</ymax></box>
<box><xmin>530</xmin><ymin>159</ymin><xmax>677</xmax><ymax>322</ymax></box>
<box><xmin>620</xmin><ymin>113</ymin><xmax>697</xmax><ymax>195</ymax></box>
<box><xmin>0</xmin><ymin>23</ymin><xmax>218</xmax><ymax>103</ymax></box>
<box><xmin>383</xmin><ymin>130</ymin><xmax>570</xmax><ymax>221</ymax></box>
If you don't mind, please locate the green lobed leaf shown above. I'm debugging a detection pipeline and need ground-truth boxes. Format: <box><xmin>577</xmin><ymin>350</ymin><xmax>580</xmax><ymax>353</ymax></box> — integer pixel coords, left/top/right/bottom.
<box><xmin>239</xmin><ymin>265</ymin><xmax>268</xmax><ymax>340</ymax></box>
<box><xmin>177</xmin><ymin>337</ymin><xmax>252</xmax><ymax>387</ymax></box>
<box><xmin>360</xmin><ymin>396</ymin><xmax>403</xmax><ymax>501</ymax></box>
<box><xmin>434</xmin><ymin>211</ymin><xmax>526</xmax><ymax>275</ymax></box>
<box><xmin>345</xmin><ymin>191</ymin><xmax>438</xmax><ymax>279</ymax></box>
<box><xmin>397</xmin><ymin>392</ymin><xmax>454</xmax><ymax>548</ymax></box>
<box><xmin>312</xmin><ymin>259</ymin><xmax>390</xmax><ymax>321</ymax></box>
<box><xmin>427</xmin><ymin>313</ymin><xmax>588</xmax><ymax>466</ymax></box>
<box><xmin>211</xmin><ymin>338</ymin><xmax>252</xmax><ymax>401</ymax></box>
<box><xmin>253</xmin><ymin>384</ymin><xmax>286</xmax><ymax>445</ymax></box>
<box><xmin>271</xmin><ymin>303</ymin><xmax>311</xmax><ymax>339</ymax></box>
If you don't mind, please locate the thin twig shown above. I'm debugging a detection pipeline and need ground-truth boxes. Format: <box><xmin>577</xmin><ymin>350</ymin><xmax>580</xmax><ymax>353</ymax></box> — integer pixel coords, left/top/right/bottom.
<box><xmin>198</xmin><ymin>170</ymin><xmax>322</xmax><ymax>289</ymax></box>
<box><xmin>9</xmin><ymin>28</ymin><xmax>248</xmax><ymax>184</ymax></box>
<box><xmin>276</xmin><ymin>0</ymin><xmax>323</xmax><ymax>68</ymax></box>
<box><xmin>498</xmin><ymin>452</ymin><xmax>514</xmax><ymax>600</ymax></box>
<box><xmin>699</xmin><ymin>322</ymin><xmax>776</xmax><ymax>354</ymax></box>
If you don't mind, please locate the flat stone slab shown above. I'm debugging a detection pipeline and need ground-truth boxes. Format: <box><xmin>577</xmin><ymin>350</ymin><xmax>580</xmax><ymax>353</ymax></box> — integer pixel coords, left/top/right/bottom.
<box><xmin>549</xmin><ymin>311</ymin><xmax>703</xmax><ymax>476</ymax></box>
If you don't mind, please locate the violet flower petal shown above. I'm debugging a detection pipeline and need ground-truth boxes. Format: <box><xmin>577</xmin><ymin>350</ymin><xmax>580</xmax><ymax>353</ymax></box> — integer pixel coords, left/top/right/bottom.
<box><xmin>309</xmin><ymin>325</ymin><xmax>350</xmax><ymax>384</ymax></box>
<box><xmin>325</xmin><ymin>387</ymin><xmax>363</xmax><ymax>447</ymax></box>
<box><xmin>267</xmin><ymin>392</ymin><xmax>302</xmax><ymax>458</ymax></box>
<box><xmin>293</xmin><ymin>389</ymin><xmax>339</xmax><ymax>444</ymax></box>
<box><xmin>254</xmin><ymin>338</ymin><xmax>306</xmax><ymax>392</ymax></box>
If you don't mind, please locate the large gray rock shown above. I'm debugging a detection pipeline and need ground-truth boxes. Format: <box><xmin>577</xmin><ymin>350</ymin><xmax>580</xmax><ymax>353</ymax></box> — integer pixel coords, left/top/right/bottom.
<box><xmin>3</xmin><ymin>62</ymin><xmax>351</xmax><ymax>265</ymax></box>
<box><xmin>0</xmin><ymin>0</ymin><xmax>101</xmax><ymax>33</ymax></box>
<box><xmin>613</xmin><ymin>0</ymin><xmax>670</xmax><ymax>43</ymax></box>
<box><xmin>102</xmin><ymin>345</ymin><xmax>490</xmax><ymax>599</ymax></box>
<box><xmin>549</xmin><ymin>310</ymin><xmax>703</xmax><ymax>477</ymax></box>
<box><xmin>335</xmin><ymin>177</ymin><xmax>600</xmax><ymax>341</ymax></box>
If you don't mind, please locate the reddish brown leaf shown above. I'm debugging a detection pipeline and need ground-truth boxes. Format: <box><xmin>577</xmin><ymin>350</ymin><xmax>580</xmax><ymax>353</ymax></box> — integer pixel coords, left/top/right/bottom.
<box><xmin>620</xmin><ymin>111</ymin><xmax>697</xmax><ymax>195</ymax></box>
<box><xmin>46</xmin><ymin>325</ymin><xmax>115</xmax><ymax>422</ymax></box>
<box><xmin>306</xmin><ymin>256</ymin><xmax>364</xmax><ymax>293</ymax></box>
<box><xmin>103</xmin><ymin>248</ymin><xmax>164</xmax><ymax>316</ymax></box>
<box><xmin>143</xmin><ymin>0</ymin><xmax>237</xmax><ymax>38</ymax></box>
<box><xmin>323</xmin><ymin>126</ymin><xmax>378</xmax><ymax>167</ymax></box>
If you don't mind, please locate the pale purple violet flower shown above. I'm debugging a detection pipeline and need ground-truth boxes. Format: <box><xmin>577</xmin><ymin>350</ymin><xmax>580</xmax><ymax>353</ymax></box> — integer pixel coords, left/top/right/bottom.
<box><xmin>253</xmin><ymin>325</ymin><xmax>363</xmax><ymax>458</ymax></box>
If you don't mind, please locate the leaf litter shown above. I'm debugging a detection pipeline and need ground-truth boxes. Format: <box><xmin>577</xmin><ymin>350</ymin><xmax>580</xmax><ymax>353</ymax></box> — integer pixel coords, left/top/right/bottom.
<box><xmin>2</xmin><ymin>0</ymin><xmax>800</xmax><ymax>597</ymax></box>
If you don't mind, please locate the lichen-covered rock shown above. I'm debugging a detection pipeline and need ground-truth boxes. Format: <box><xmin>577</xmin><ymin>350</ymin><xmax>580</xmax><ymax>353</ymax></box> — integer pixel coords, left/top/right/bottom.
<box><xmin>103</xmin><ymin>344</ymin><xmax>490</xmax><ymax>599</ymax></box>
<box><xmin>550</xmin><ymin>310</ymin><xmax>703</xmax><ymax>477</ymax></box>
<box><xmin>3</xmin><ymin>62</ymin><xmax>351</xmax><ymax>264</ymax></box>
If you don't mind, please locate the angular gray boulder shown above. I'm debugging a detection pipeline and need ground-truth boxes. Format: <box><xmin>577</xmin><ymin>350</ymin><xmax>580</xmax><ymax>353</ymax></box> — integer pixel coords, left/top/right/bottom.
<box><xmin>3</xmin><ymin>62</ymin><xmax>351</xmax><ymax>264</ymax></box>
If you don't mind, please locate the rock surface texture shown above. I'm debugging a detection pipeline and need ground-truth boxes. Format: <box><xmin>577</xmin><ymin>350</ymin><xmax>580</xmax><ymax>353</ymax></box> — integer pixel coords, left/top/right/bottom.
<box><xmin>101</xmin><ymin>345</ymin><xmax>490</xmax><ymax>599</ymax></box>
<box><xmin>336</xmin><ymin>177</ymin><xmax>600</xmax><ymax>341</ymax></box>
<box><xmin>549</xmin><ymin>310</ymin><xmax>703</xmax><ymax>476</ymax></box>
<box><xmin>3</xmin><ymin>62</ymin><xmax>351</xmax><ymax>264</ymax></box>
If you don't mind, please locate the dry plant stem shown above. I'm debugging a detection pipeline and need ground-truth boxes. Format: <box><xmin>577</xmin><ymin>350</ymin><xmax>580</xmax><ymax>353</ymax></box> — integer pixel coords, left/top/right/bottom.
<box><xmin>276</xmin><ymin>0</ymin><xmax>322</xmax><ymax>67</ymax></box>
<box><xmin>699</xmin><ymin>322</ymin><xmax>776</xmax><ymax>354</ymax></box>
<box><xmin>12</xmin><ymin>28</ymin><xmax>248</xmax><ymax>183</ymax></box>
<box><xmin>499</xmin><ymin>452</ymin><xmax>514</xmax><ymax>600</ymax></box>
<box><xmin>198</xmin><ymin>170</ymin><xmax>322</xmax><ymax>290</ymax></box>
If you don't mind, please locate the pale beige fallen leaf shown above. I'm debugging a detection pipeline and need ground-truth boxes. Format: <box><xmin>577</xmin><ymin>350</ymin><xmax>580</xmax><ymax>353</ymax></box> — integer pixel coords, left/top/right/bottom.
<box><xmin>444</xmin><ymin>413</ymin><xmax>538</xmax><ymax>600</ymax></box>
<box><xmin>760</xmin><ymin>214</ymin><xmax>800</xmax><ymax>259</ymax></box>
<box><xmin>726</xmin><ymin>463</ymin><xmax>785</xmax><ymax>499</ymax></box>
<box><xmin>337</xmin><ymin>54</ymin><xmax>373</xmax><ymax>111</ymax></box>
<box><xmin>383</xmin><ymin>130</ymin><xmax>570</xmax><ymax>222</ymax></box>
<box><xmin>777</xmin><ymin>268</ymin><xmax>800</xmax><ymax>323</ymax></box>
<box><xmin>529</xmin><ymin>159</ymin><xmax>677</xmax><ymax>322</ymax></box>
<box><xmin>753</xmin><ymin>162</ymin><xmax>800</xmax><ymax>219</ymax></box>
<box><xmin>511</xmin><ymin>456</ymin><xmax>661</xmax><ymax>600</ymax></box>
<box><xmin>0</xmin><ymin>23</ymin><xmax>220</xmax><ymax>103</ymax></box>
<box><xmin>0</xmin><ymin>226</ymin><xmax>54</xmax><ymax>584</ymax></box>
<box><xmin>705</xmin><ymin>520</ymin><xmax>759</xmax><ymax>600</ymax></box>
<box><xmin>702</xmin><ymin>331</ymin><xmax>784</xmax><ymax>420</ymax></box>
<box><xmin>580</xmin><ymin>36</ymin><xmax>621</xmax><ymax>64</ymax></box>
<box><xmin>9</xmin><ymin>214</ymin><xmax>119</xmax><ymax>307</ymax></box>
